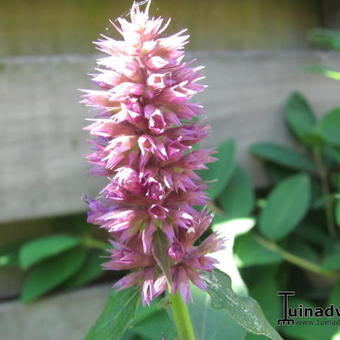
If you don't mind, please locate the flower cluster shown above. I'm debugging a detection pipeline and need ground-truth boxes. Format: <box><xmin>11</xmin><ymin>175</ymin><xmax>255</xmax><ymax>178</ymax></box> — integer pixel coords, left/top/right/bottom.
<box><xmin>82</xmin><ymin>0</ymin><xmax>223</xmax><ymax>305</ymax></box>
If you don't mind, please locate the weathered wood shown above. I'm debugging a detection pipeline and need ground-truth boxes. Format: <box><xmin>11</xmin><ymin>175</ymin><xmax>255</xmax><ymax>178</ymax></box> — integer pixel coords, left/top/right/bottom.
<box><xmin>0</xmin><ymin>268</ymin><xmax>24</xmax><ymax>299</ymax></box>
<box><xmin>0</xmin><ymin>0</ymin><xmax>321</xmax><ymax>55</ymax></box>
<box><xmin>1</xmin><ymin>51</ymin><xmax>340</xmax><ymax>223</ymax></box>
<box><xmin>320</xmin><ymin>0</ymin><xmax>340</xmax><ymax>29</ymax></box>
<box><xmin>0</xmin><ymin>284</ymin><xmax>111</xmax><ymax>340</ymax></box>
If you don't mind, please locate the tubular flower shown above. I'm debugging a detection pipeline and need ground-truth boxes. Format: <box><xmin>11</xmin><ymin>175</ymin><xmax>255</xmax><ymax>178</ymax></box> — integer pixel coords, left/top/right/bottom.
<box><xmin>82</xmin><ymin>0</ymin><xmax>223</xmax><ymax>305</ymax></box>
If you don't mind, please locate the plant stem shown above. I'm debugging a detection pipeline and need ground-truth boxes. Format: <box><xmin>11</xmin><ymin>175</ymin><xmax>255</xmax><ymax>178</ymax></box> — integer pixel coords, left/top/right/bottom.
<box><xmin>170</xmin><ymin>292</ymin><xmax>196</xmax><ymax>340</ymax></box>
<box><xmin>208</xmin><ymin>201</ymin><xmax>224</xmax><ymax>215</ymax></box>
<box><xmin>313</xmin><ymin>148</ymin><xmax>336</xmax><ymax>237</ymax></box>
<box><xmin>253</xmin><ymin>233</ymin><xmax>340</xmax><ymax>281</ymax></box>
<box><xmin>81</xmin><ymin>237</ymin><xmax>108</xmax><ymax>250</ymax></box>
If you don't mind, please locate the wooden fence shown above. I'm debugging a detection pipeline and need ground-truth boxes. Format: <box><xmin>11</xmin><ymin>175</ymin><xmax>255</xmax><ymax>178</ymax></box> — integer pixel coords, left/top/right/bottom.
<box><xmin>1</xmin><ymin>0</ymin><xmax>340</xmax><ymax>303</ymax></box>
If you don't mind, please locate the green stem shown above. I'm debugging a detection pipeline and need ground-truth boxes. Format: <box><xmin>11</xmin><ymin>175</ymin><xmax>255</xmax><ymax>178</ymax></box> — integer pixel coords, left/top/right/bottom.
<box><xmin>208</xmin><ymin>201</ymin><xmax>224</xmax><ymax>215</ymax></box>
<box><xmin>254</xmin><ymin>234</ymin><xmax>340</xmax><ymax>281</ymax></box>
<box><xmin>313</xmin><ymin>148</ymin><xmax>336</xmax><ymax>237</ymax></box>
<box><xmin>81</xmin><ymin>237</ymin><xmax>108</xmax><ymax>250</ymax></box>
<box><xmin>170</xmin><ymin>292</ymin><xmax>196</xmax><ymax>340</ymax></box>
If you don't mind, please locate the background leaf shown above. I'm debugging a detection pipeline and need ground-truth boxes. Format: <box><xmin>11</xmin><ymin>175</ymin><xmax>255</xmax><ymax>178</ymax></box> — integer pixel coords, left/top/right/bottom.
<box><xmin>62</xmin><ymin>250</ymin><xmax>104</xmax><ymax>290</ymax></box>
<box><xmin>245</xmin><ymin>271</ymin><xmax>280</xmax><ymax>340</ymax></box>
<box><xmin>203</xmin><ymin>270</ymin><xmax>282</xmax><ymax>340</ymax></box>
<box><xmin>86</xmin><ymin>287</ymin><xmax>140</xmax><ymax>340</ymax></box>
<box><xmin>293</xmin><ymin>223</ymin><xmax>330</xmax><ymax>247</ymax></box>
<box><xmin>318</xmin><ymin>108</ymin><xmax>340</xmax><ymax>146</ymax></box>
<box><xmin>280</xmin><ymin>298</ymin><xmax>337</xmax><ymax>340</ymax></box>
<box><xmin>283</xmin><ymin>92</ymin><xmax>317</xmax><ymax>145</ymax></box>
<box><xmin>199</xmin><ymin>139</ymin><xmax>235</xmax><ymax>199</ymax></box>
<box><xmin>19</xmin><ymin>234</ymin><xmax>80</xmax><ymax>269</ymax></box>
<box><xmin>259</xmin><ymin>174</ymin><xmax>311</xmax><ymax>240</ymax></box>
<box><xmin>234</xmin><ymin>233</ymin><xmax>282</xmax><ymax>268</ymax></box>
<box><xmin>51</xmin><ymin>214</ymin><xmax>91</xmax><ymax>235</ymax></box>
<box><xmin>218</xmin><ymin>166</ymin><xmax>255</xmax><ymax>218</ymax></box>
<box><xmin>321</xmin><ymin>243</ymin><xmax>340</xmax><ymax>270</ymax></box>
<box><xmin>21</xmin><ymin>247</ymin><xmax>86</xmax><ymax>303</ymax></box>
<box><xmin>324</xmin><ymin>146</ymin><xmax>340</xmax><ymax>165</ymax></box>
<box><xmin>249</xmin><ymin>142</ymin><xmax>315</xmax><ymax>172</ymax></box>
<box><xmin>264</xmin><ymin>162</ymin><xmax>296</xmax><ymax>185</ymax></box>
<box><xmin>328</xmin><ymin>285</ymin><xmax>340</xmax><ymax>339</ymax></box>
<box><xmin>336</xmin><ymin>199</ymin><xmax>340</xmax><ymax>227</ymax></box>
<box><xmin>309</xmin><ymin>28</ymin><xmax>340</xmax><ymax>51</ymax></box>
<box><xmin>304</xmin><ymin>66</ymin><xmax>340</xmax><ymax>81</ymax></box>
<box><xmin>289</xmin><ymin>240</ymin><xmax>319</xmax><ymax>264</ymax></box>
<box><xmin>0</xmin><ymin>239</ymin><xmax>26</xmax><ymax>267</ymax></box>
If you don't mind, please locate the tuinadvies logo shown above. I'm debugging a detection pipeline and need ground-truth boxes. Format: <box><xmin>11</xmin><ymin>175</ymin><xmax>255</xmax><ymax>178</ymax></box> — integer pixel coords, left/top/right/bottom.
<box><xmin>277</xmin><ymin>291</ymin><xmax>340</xmax><ymax>326</ymax></box>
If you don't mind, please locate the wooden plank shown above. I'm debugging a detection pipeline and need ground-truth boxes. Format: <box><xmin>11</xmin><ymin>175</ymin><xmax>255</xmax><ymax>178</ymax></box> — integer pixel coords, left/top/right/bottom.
<box><xmin>0</xmin><ymin>0</ymin><xmax>320</xmax><ymax>55</ymax></box>
<box><xmin>320</xmin><ymin>0</ymin><xmax>340</xmax><ymax>29</ymax></box>
<box><xmin>0</xmin><ymin>284</ymin><xmax>111</xmax><ymax>340</ymax></box>
<box><xmin>1</xmin><ymin>51</ymin><xmax>340</xmax><ymax>223</ymax></box>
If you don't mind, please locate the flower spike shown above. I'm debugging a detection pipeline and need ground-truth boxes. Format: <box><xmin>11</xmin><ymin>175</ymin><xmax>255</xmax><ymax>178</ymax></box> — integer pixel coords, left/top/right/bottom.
<box><xmin>83</xmin><ymin>0</ymin><xmax>223</xmax><ymax>304</ymax></box>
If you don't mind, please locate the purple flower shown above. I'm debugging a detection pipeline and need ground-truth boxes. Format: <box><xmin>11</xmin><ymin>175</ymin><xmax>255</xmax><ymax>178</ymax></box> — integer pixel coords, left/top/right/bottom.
<box><xmin>82</xmin><ymin>0</ymin><xmax>223</xmax><ymax>305</ymax></box>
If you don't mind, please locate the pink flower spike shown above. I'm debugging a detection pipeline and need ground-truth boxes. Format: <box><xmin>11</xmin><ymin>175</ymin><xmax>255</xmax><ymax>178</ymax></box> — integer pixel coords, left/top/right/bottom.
<box><xmin>168</xmin><ymin>240</ymin><xmax>185</xmax><ymax>262</ymax></box>
<box><xmin>148</xmin><ymin>204</ymin><xmax>168</xmax><ymax>220</ymax></box>
<box><xmin>82</xmin><ymin>0</ymin><xmax>224</xmax><ymax>304</ymax></box>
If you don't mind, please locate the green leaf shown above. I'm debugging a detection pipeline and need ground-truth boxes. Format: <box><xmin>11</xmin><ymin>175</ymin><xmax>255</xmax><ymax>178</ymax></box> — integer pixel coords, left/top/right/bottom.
<box><xmin>304</xmin><ymin>66</ymin><xmax>340</xmax><ymax>81</ymax></box>
<box><xmin>318</xmin><ymin>108</ymin><xmax>340</xmax><ymax>146</ymax></box>
<box><xmin>309</xmin><ymin>28</ymin><xmax>340</xmax><ymax>51</ymax></box>
<box><xmin>259</xmin><ymin>174</ymin><xmax>311</xmax><ymax>240</ymax></box>
<box><xmin>334</xmin><ymin>173</ymin><xmax>340</xmax><ymax>190</ymax></box>
<box><xmin>0</xmin><ymin>239</ymin><xmax>26</xmax><ymax>267</ymax></box>
<box><xmin>249</xmin><ymin>142</ymin><xmax>315</xmax><ymax>172</ymax></box>
<box><xmin>264</xmin><ymin>162</ymin><xmax>296</xmax><ymax>185</ymax></box>
<box><xmin>121</xmin><ymin>332</ymin><xmax>145</xmax><ymax>340</ymax></box>
<box><xmin>293</xmin><ymin>223</ymin><xmax>330</xmax><ymax>247</ymax></box>
<box><xmin>51</xmin><ymin>214</ymin><xmax>91</xmax><ymax>236</ymax></box>
<box><xmin>19</xmin><ymin>235</ymin><xmax>80</xmax><ymax>269</ymax></box>
<box><xmin>120</xmin><ymin>299</ymin><xmax>176</xmax><ymax>340</ymax></box>
<box><xmin>218</xmin><ymin>166</ymin><xmax>254</xmax><ymax>218</ymax></box>
<box><xmin>62</xmin><ymin>250</ymin><xmax>104</xmax><ymax>290</ymax></box>
<box><xmin>283</xmin><ymin>92</ymin><xmax>317</xmax><ymax>145</ymax></box>
<box><xmin>245</xmin><ymin>333</ymin><xmax>269</xmax><ymax>340</ymax></box>
<box><xmin>132</xmin><ymin>303</ymin><xmax>176</xmax><ymax>340</ymax></box>
<box><xmin>327</xmin><ymin>285</ymin><xmax>340</xmax><ymax>340</ymax></box>
<box><xmin>21</xmin><ymin>247</ymin><xmax>86</xmax><ymax>303</ymax></box>
<box><xmin>199</xmin><ymin>139</ymin><xmax>235</xmax><ymax>199</ymax></box>
<box><xmin>310</xmin><ymin>180</ymin><xmax>323</xmax><ymax>210</ymax></box>
<box><xmin>289</xmin><ymin>241</ymin><xmax>319</xmax><ymax>264</ymax></box>
<box><xmin>190</xmin><ymin>285</ymin><xmax>247</xmax><ymax>340</ymax></box>
<box><xmin>321</xmin><ymin>243</ymin><xmax>340</xmax><ymax>270</ymax></box>
<box><xmin>324</xmin><ymin>146</ymin><xmax>340</xmax><ymax>165</ymax></box>
<box><xmin>0</xmin><ymin>254</ymin><xmax>14</xmax><ymax>267</ymax></box>
<box><xmin>203</xmin><ymin>270</ymin><xmax>282</xmax><ymax>340</ymax></box>
<box><xmin>86</xmin><ymin>287</ymin><xmax>140</xmax><ymax>340</ymax></box>
<box><xmin>329</xmin><ymin>283</ymin><xmax>340</xmax><ymax>305</ymax></box>
<box><xmin>234</xmin><ymin>233</ymin><xmax>282</xmax><ymax>268</ymax></box>
<box><xmin>133</xmin><ymin>311</ymin><xmax>175</xmax><ymax>340</ymax></box>
<box><xmin>280</xmin><ymin>298</ymin><xmax>337</xmax><ymax>340</ymax></box>
<box><xmin>248</xmin><ymin>271</ymin><xmax>280</xmax><ymax>330</ymax></box>
<box><xmin>336</xmin><ymin>199</ymin><xmax>340</xmax><ymax>227</ymax></box>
